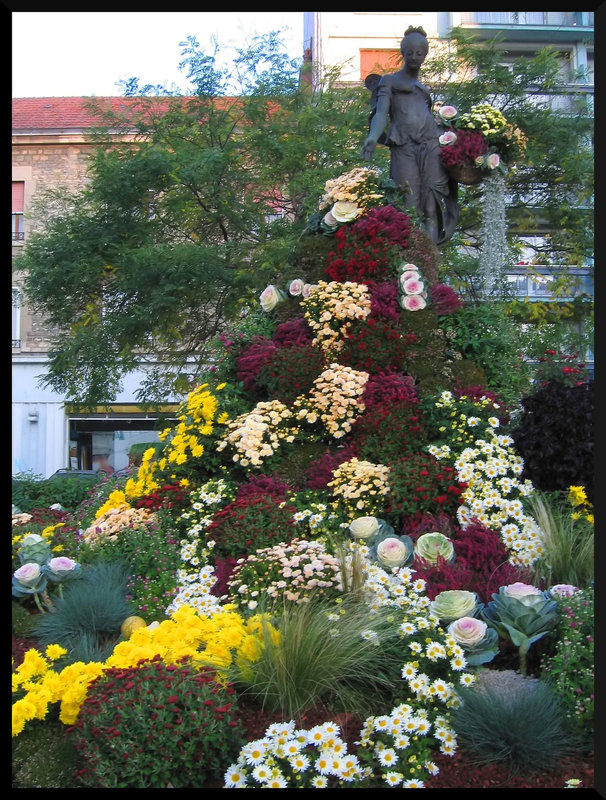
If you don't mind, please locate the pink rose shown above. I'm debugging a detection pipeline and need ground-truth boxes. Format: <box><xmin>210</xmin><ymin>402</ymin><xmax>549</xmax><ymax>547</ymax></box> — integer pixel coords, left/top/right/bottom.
<box><xmin>402</xmin><ymin>294</ymin><xmax>427</xmax><ymax>312</ymax></box>
<box><xmin>439</xmin><ymin>130</ymin><xmax>458</xmax><ymax>146</ymax></box>
<box><xmin>402</xmin><ymin>277</ymin><xmax>425</xmax><ymax>295</ymax></box>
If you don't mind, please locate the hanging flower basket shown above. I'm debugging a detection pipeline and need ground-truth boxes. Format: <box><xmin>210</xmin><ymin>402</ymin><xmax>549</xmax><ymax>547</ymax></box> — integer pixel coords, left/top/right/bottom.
<box><xmin>445</xmin><ymin>162</ymin><xmax>484</xmax><ymax>186</ymax></box>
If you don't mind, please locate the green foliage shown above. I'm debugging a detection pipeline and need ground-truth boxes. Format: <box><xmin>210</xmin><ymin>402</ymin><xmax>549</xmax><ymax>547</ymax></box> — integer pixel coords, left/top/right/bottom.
<box><xmin>78</xmin><ymin>509</ymin><xmax>181</xmax><ymax>621</ymax></box>
<box><xmin>12</xmin><ymin>718</ymin><xmax>83</xmax><ymax>789</ymax></box>
<box><xmin>229</xmin><ymin>598</ymin><xmax>404</xmax><ymax>719</ymax></box>
<box><xmin>12</xmin><ymin>601</ymin><xmax>37</xmax><ymax>638</ymax></box>
<box><xmin>426</xmin><ymin>29</ymin><xmax>593</xmax><ymax>270</ymax></box>
<box><xmin>32</xmin><ymin>561</ymin><xmax>135</xmax><ymax>663</ymax></box>
<box><xmin>438</xmin><ymin>301</ymin><xmax>533</xmax><ymax>407</ymax></box>
<box><xmin>540</xmin><ymin>586</ymin><xmax>594</xmax><ymax>748</ymax></box>
<box><xmin>71</xmin><ymin>656</ymin><xmax>244</xmax><ymax>788</ymax></box>
<box><xmin>525</xmin><ymin>492</ymin><xmax>593</xmax><ymax>588</ymax></box>
<box><xmin>18</xmin><ymin>31</ymin><xmax>370</xmax><ymax>406</ymax></box>
<box><xmin>451</xmin><ymin>681</ymin><xmax>580</xmax><ymax>777</ymax></box>
<box><xmin>12</xmin><ymin>471</ymin><xmax>99</xmax><ymax>513</ymax></box>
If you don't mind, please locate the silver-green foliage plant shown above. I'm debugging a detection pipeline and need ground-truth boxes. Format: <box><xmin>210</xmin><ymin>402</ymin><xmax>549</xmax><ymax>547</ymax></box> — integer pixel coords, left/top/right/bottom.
<box><xmin>452</xmin><ymin>681</ymin><xmax>579</xmax><ymax>778</ymax></box>
<box><xmin>481</xmin><ymin>582</ymin><xmax>557</xmax><ymax>675</ymax></box>
<box><xmin>32</xmin><ymin>561</ymin><xmax>135</xmax><ymax>663</ymax></box>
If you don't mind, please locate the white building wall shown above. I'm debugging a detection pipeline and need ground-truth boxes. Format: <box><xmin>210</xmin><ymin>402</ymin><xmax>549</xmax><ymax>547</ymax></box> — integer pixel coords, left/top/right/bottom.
<box><xmin>304</xmin><ymin>11</ymin><xmax>447</xmax><ymax>85</ymax></box>
<box><xmin>12</xmin><ymin>359</ymin><xmax>182</xmax><ymax>478</ymax></box>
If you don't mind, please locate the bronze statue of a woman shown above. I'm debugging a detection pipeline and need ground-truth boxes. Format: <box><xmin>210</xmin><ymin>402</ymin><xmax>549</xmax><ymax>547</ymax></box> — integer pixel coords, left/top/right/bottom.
<box><xmin>362</xmin><ymin>26</ymin><xmax>458</xmax><ymax>245</ymax></box>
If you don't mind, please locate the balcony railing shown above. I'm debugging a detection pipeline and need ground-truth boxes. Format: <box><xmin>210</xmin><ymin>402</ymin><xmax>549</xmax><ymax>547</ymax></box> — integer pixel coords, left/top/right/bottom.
<box><xmin>12</xmin><ymin>213</ymin><xmax>24</xmax><ymax>241</ymax></box>
<box><xmin>460</xmin><ymin>12</ymin><xmax>592</xmax><ymax>27</ymax></box>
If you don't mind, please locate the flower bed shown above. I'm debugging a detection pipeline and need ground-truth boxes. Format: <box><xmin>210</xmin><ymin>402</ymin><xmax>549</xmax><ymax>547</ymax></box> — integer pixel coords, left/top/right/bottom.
<box><xmin>12</xmin><ymin>165</ymin><xmax>593</xmax><ymax>790</ymax></box>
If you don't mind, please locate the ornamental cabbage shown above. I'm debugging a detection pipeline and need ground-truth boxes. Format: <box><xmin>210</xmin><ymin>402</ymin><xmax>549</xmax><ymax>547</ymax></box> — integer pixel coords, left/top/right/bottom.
<box><xmin>13</xmin><ymin>562</ymin><xmax>47</xmax><ymax>596</ymax></box>
<box><xmin>368</xmin><ymin>531</ymin><xmax>413</xmax><ymax>572</ymax></box>
<box><xmin>447</xmin><ymin>616</ymin><xmax>499</xmax><ymax>666</ymax></box>
<box><xmin>18</xmin><ymin>534</ymin><xmax>51</xmax><ymax>566</ymax></box>
<box><xmin>414</xmin><ymin>532</ymin><xmax>455</xmax><ymax>565</ymax></box>
<box><xmin>481</xmin><ymin>583</ymin><xmax>558</xmax><ymax>675</ymax></box>
<box><xmin>348</xmin><ymin>516</ymin><xmax>391</xmax><ymax>546</ymax></box>
<box><xmin>429</xmin><ymin>590</ymin><xmax>481</xmax><ymax>624</ymax></box>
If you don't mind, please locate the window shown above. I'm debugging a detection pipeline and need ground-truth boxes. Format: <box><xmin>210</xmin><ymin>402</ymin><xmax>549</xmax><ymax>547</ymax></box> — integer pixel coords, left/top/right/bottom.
<box><xmin>360</xmin><ymin>49</ymin><xmax>401</xmax><ymax>81</ymax></box>
<box><xmin>12</xmin><ymin>287</ymin><xmax>22</xmax><ymax>347</ymax></box>
<box><xmin>12</xmin><ymin>181</ymin><xmax>25</xmax><ymax>241</ymax></box>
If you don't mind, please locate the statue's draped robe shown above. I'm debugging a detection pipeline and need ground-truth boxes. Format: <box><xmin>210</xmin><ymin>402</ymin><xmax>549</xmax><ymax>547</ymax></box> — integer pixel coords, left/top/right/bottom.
<box><xmin>374</xmin><ymin>75</ymin><xmax>459</xmax><ymax>244</ymax></box>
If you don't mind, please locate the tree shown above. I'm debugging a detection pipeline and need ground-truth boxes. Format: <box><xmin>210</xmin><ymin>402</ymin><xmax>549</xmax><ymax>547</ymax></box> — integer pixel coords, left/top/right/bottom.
<box><xmin>18</xmin><ymin>29</ymin><xmax>593</xmax><ymax>406</ymax></box>
<box><xmin>18</xmin><ymin>32</ymin><xmax>370</xmax><ymax>407</ymax></box>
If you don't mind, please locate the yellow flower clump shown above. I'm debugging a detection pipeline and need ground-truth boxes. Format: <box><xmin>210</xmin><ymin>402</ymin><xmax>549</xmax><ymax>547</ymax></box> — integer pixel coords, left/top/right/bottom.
<box><xmin>569</xmin><ymin>485</ymin><xmax>593</xmax><ymax>525</ymax></box>
<box><xmin>157</xmin><ymin>383</ymin><xmax>226</xmax><ymax>468</ymax></box>
<box><xmin>328</xmin><ymin>457</ymin><xmax>391</xmax><ymax>515</ymax></box>
<box><xmin>95</xmin><ymin>489</ymin><xmax>129</xmax><ymax>518</ymax></box>
<box><xmin>124</xmin><ymin>446</ymin><xmax>163</xmax><ymax>500</ymax></box>
<box><xmin>12</xmin><ymin>604</ymin><xmax>278</xmax><ymax>737</ymax></box>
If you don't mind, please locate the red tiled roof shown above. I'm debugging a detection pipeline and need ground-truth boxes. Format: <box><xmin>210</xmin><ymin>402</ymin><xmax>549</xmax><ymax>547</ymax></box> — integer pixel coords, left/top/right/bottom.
<box><xmin>12</xmin><ymin>96</ymin><xmax>177</xmax><ymax>131</ymax></box>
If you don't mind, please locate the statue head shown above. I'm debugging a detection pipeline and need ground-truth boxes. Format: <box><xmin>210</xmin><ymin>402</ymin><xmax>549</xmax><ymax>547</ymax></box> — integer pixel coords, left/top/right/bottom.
<box><xmin>400</xmin><ymin>26</ymin><xmax>429</xmax><ymax>66</ymax></box>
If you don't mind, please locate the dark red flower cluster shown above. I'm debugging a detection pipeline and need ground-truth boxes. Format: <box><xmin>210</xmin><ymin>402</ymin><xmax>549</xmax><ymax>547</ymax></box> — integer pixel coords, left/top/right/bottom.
<box><xmin>235</xmin><ymin>336</ymin><xmax>277</xmax><ymax>395</ymax></box>
<box><xmin>68</xmin><ymin>655</ymin><xmax>243</xmax><ymax>789</ymax></box>
<box><xmin>205</xmin><ymin>494</ymin><xmax>297</xmax><ymax>560</ymax></box>
<box><xmin>304</xmin><ymin>444</ymin><xmax>357</xmax><ymax>490</ymax></box>
<box><xmin>411</xmin><ymin>519</ymin><xmax>532</xmax><ymax>603</ymax></box>
<box><xmin>135</xmin><ymin>482</ymin><xmax>189</xmax><ymax>510</ymax></box>
<box><xmin>325</xmin><ymin>213</ymin><xmax>406</xmax><ymax>284</ymax></box>
<box><xmin>351</xmin><ymin>400</ymin><xmax>427</xmax><ymax>463</ymax></box>
<box><xmin>429</xmin><ymin>282</ymin><xmax>463</xmax><ymax>315</ymax></box>
<box><xmin>439</xmin><ymin>129</ymin><xmax>487</xmax><ymax>168</ymax></box>
<box><xmin>386</xmin><ymin>452</ymin><xmax>466</xmax><ymax>521</ymax></box>
<box><xmin>236</xmin><ymin>473</ymin><xmax>291</xmax><ymax>502</ymax></box>
<box><xmin>350</xmin><ymin>204</ymin><xmax>411</xmax><ymax>249</ymax></box>
<box><xmin>361</xmin><ymin>370</ymin><xmax>418</xmax><ymax>411</ymax></box>
<box><xmin>257</xmin><ymin>342</ymin><xmax>326</xmax><ymax>405</ymax></box>
<box><xmin>272</xmin><ymin>316</ymin><xmax>314</xmax><ymax>348</ymax></box>
<box><xmin>368</xmin><ymin>279</ymin><xmax>401</xmax><ymax>321</ymax></box>
<box><xmin>339</xmin><ymin>318</ymin><xmax>418</xmax><ymax>373</ymax></box>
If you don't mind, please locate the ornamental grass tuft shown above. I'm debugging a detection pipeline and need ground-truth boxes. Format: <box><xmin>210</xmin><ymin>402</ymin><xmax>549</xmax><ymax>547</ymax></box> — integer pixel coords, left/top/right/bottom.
<box><xmin>32</xmin><ymin>561</ymin><xmax>135</xmax><ymax>663</ymax></box>
<box><xmin>229</xmin><ymin>597</ymin><xmax>403</xmax><ymax>720</ymax></box>
<box><xmin>451</xmin><ymin>680</ymin><xmax>580</xmax><ymax>778</ymax></box>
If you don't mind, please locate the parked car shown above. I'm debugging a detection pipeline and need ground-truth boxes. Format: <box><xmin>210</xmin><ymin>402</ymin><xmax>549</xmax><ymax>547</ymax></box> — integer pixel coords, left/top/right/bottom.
<box><xmin>48</xmin><ymin>469</ymin><xmax>105</xmax><ymax>480</ymax></box>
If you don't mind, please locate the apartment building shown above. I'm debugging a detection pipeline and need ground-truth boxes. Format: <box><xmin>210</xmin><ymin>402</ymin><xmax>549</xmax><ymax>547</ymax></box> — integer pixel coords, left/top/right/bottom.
<box><xmin>12</xmin><ymin>98</ymin><xmax>178</xmax><ymax>478</ymax></box>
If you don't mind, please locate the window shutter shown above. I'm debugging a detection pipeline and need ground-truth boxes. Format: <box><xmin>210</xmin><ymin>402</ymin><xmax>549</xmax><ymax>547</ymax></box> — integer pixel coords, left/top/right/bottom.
<box><xmin>12</xmin><ymin>181</ymin><xmax>25</xmax><ymax>212</ymax></box>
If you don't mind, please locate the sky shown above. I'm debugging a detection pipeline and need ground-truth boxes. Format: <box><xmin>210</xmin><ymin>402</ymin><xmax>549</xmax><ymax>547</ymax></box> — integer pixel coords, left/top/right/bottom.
<box><xmin>12</xmin><ymin>12</ymin><xmax>306</xmax><ymax>98</ymax></box>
